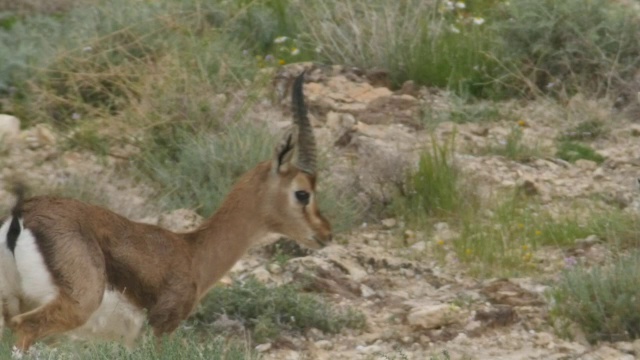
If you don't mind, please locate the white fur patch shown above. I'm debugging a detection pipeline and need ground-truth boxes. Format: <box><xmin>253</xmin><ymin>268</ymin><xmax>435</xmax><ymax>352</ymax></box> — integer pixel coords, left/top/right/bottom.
<box><xmin>67</xmin><ymin>290</ymin><xmax>145</xmax><ymax>347</ymax></box>
<box><xmin>13</xmin><ymin>227</ymin><xmax>58</xmax><ymax>305</ymax></box>
<box><xmin>0</xmin><ymin>218</ymin><xmax>22</xmax><ymax>336</ymax></box>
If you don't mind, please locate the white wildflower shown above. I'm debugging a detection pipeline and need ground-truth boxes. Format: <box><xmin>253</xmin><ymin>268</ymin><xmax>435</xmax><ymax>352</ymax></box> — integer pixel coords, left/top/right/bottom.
<box><xmin>456</xmin><ymin>1</ymin><xmax>466</xmax><ymax>9</ymax></box>
<box><xmin>450</xmin><ymin>25</ymin><xmax>461</xmax><ymax>34</ymax></box>
<box><xmin>473</xmin><ymin>17</ymin><xmax>485</xmax><ymax>25</ymax></box>
<box><xmin>291</xmin><ymin>47</ymin><xmax>300</xmax><ymax>56</ymax></box>
<box><xmin>445</xmin><ymin>1</ymin><xmax>455</xmax><ymax>10</ymax></box>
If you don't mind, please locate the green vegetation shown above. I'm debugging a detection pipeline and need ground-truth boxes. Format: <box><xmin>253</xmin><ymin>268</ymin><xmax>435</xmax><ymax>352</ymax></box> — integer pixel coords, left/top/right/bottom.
<box><xmin>394</xmin><ymin>135</ymin><xmax>477</xmax><ymax>222</ymax></box>
<box><xmin>559</xmin><ymin>119</ymin><xmax>608</xmax><ymax>142</ymax></box>
<box><xmin>299</xmin><ymin>0</ymin><xmax>497</xmax><ymax>96</ymax></box>
<box><xmin>479</xmin><ymin>125</ymin><xmax>542</xmax><ymax>162</ymax></box>
<box><xmin>0</xmin><ymin>332</ymin><xmax>256</xmax><ymax>360</ymax></box>
<box><xmin>556</xmin><ymin>141</ymin><xmax>605</xmax><ymax>164</ymax></box>
<box><xmin>495</xmin><ymin>0</ymin><xmax>640</xmax><ymax>98</ymax></box>
<box><xmin>457</xmin><ymin>196</ymin><xmax>639</xmax><ymax>276</ymax></box>
<box><xmin>4</xmin><ymin>0</ymin><xmax>640</xmax><ymax>353</ymax></box>
<box><xmin>550</xmin><ymin>250</ymin><xmax>640</xmax><ymax>343</ymax></box>
<box><xmin>139</xmin><ymin>123</ymin><xmax>274</xmax><ymax>216</ymax></box>
<box><xmin>193</xmin><ymin>278</ymin><xmax>366</xmax><ymax>344</ymax></box>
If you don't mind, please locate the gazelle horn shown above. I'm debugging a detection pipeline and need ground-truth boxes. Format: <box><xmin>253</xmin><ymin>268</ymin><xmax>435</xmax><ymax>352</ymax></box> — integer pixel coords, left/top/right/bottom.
<box><xmin>292</xmin><ymin>72</ymin><xmax>316</xmax><ymax>175</ymax></box>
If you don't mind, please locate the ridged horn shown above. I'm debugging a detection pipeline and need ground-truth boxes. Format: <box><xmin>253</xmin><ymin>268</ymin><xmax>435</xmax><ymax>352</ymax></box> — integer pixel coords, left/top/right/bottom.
<box><xmin>292</xmin><ymin>72</ymin><xmax>316</xmax><ymax>174</ymax></box>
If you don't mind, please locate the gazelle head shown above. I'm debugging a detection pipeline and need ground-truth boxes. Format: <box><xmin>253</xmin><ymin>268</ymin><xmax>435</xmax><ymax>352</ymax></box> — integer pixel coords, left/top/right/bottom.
<box><xmin>262</xmin><ymin>73</ymin><xmax>332</xmax><ymax>249</ymax></box>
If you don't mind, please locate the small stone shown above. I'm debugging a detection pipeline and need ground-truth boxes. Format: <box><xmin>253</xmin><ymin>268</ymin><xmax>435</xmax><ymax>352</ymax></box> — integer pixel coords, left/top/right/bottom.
<box><xmin>534</xmin><ymin>332</ymin><xmax>554</xmax><ymax>347</ymax></box>
<box><xmin>35</xmin><ymin>124</ymin><xmax>56</xmax><ymax>147</ymax></box>
<box><xmin>575</xmin><ymin>159</ymin><xmax>598</xmax><ymax>171</ymax></box>
<box><xmin>407</xmin><ymin>303</ymin><xmax>468</xmax><ymax>329</ymax></box>
<box><xmin>355</xmin><ymin>344</ymin><xmax>383</xmax><ymax>354</ymax></box>
<box><xmin>158</xmin><ymin>209</ymin><xmax>203</xmax><ymax>232</ymax></box>
<box><xmin>593</xmin><ymin>167</ymin><xmax>606</xmax><ymax>179</ymax></box>
<box><xmin>251</xmin><ymin>267</ymin><xmax>272</xmax><ymax>283</ymax></box>
<box><xmin>314</xmin><ymin>340</ymin><xmax>333</xmax><ymax>350</ymax></box>
<box><xmin>360</xmin><ymin>284</ymin><xmax>376</xmax><ymax>298</ymax></box>
<box><xmin>614</xmin><ymin>341</ymin><xmax>634</xmax><ymax>354</ymax></box>
<box><xmin>410</xmin><ymin>241</ymin><xmax>426</xmax><ymax>252</ymax></box>
<box><xmin>267</xmin><ymin>263</ymin><xmax>283</xmax><ymax>274</ymax></box>
<box><xmin>255</xmin><ymin>343</ymin><xmax>272</xmax><ymax>352</ymax></box>
<box><xmin>0</xmin><ymin>114</ymin><xmax>20</xmax><ymax>144</ymax></box>
<box><xmin>381</xmin><ymin>218</ymin><xmax>397</xmax><ymax>228</ymax></box>
<box><xmin>434</xmin><ymin>222</ymin><xmax>449</xmax><ymax>232</ymax></box>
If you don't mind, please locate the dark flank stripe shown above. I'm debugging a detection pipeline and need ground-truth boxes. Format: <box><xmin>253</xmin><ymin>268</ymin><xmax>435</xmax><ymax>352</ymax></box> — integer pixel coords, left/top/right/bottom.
<box><xmin>7</xmin><ymin>216</ymin><xmax>20</xmax><ymax>254</ymax></box>
<box><xmin>8</xmin><ymin>182</ymin><xmax>26</xmax><ymax>254</ymax></box>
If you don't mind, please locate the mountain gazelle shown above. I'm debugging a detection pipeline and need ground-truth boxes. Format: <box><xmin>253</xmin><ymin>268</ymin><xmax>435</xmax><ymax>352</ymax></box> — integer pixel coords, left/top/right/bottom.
<box><xmin>0</xmin><ymin>72</ymin><xmax>332</xmax><ymax>351</ymax></box>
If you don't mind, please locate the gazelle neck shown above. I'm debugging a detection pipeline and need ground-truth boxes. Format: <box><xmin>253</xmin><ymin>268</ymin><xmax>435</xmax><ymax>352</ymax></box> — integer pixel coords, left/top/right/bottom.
<box><xmin>187</xmin><ymin>163</ymin><xmax>271</xmax><ymax>297</ymax></box>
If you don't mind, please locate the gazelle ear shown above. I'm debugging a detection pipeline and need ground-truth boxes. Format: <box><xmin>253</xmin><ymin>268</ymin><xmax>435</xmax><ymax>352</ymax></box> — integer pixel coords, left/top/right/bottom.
<box><xmin>273</xmin><ymin>127</ymin><xmax>297</xmax><ymax>173</ymax></box>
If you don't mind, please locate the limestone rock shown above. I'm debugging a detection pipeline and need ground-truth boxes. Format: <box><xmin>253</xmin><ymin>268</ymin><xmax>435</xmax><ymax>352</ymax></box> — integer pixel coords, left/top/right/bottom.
<box><xmin>407</xmin><ymin>303</ymin><xmax>468</xmax><ymax>329</ymax></box>
<box><xmin>0</xmin><ymin>114</ymin><xmax>20</xmax><ymax>147</ymax></box>
<box><xmin>157</xmin><ymin>209</ymin><xmax>203</xmax><ymax>232</ymax></box>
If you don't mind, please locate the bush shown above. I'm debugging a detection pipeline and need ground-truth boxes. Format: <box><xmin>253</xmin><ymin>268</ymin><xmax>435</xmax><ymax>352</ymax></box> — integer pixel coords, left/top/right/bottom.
<box><xmin>2</xmin><ymin>0</ymin><xmax>254</xmax><ymax>127</ymax></box>
<box><xmin>479</xmin><ymin>125</ymin><xmax>542</xmax><ymax>162</ymax></box>
<box><xmin>494</xmin><ymin>0</ymin><xmax>640</xmax><ymax>98</ymax></box>
<box><xmin>299</xmin><ymin>0</ymin><xmax>498</xmax><ymax>95</ymax></box>
<box><xmin>139</xmin><ymin>123</ymin><xmax>275</xmax><ymax>217</ymax></box>
<box><xmin>556</xmin><ymin>141</ymin><xmax>605</xmax><ymax>164</ymax></box>
<box><xmin>550</xmin><ymin>251</ymin><xmax>640</xmax><ymax>343</ymax></box>
<box><xmin>193</xmin><ymin>278</ymin><xmax>366</xmax><ymax>344</ymax></box>
<box><xmin>394</xmin><ymin>135</ymin><xmax>477</xmax><ymax>222</ymax></box>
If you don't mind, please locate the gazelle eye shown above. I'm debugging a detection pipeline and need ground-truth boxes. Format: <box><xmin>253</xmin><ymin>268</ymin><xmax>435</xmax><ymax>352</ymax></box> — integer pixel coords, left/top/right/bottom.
<box><xmin>295</xmin><ymin>191</ymin><xmax>310</xmax><ymax>205</ymax></box>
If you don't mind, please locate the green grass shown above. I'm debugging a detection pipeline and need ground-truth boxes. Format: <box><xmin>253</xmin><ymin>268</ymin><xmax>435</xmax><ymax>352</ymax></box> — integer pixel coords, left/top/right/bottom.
<box><xmin>393</xmin><ymin>135</ymin><xmax>478</xmax><ymax>223</ymax></box>
<box><xmin>457</xmin><ymin>194</ymin><xmax>640</xmax><ymax>276</ymax></box>
<box><xmin>138</xmin><ymin>122</ymin><xmax>274</xmax><ymax>217</ymax></box>
<box><xmin>550</xmin><ymin>250</ymin><xmax>640</xmax><ymax>343</ymax></box>
<box><xmin>0</xmin><ymin>330</ymin><xmax>256</xmax><ymax>359</ymax></box>
<box><xmin>559</xmin><ymin>119</ymin><xmax>608</xmax><ymax>142</ymax></box>
<box><xmin>479</xmin><ymin>125</ymin><xmax>542</xmax><ymax>162</ymax></box>
<box><xmin>556</xmin><ymin>141</ymin><xmax>605</xmax><ymax>164</ymax></box>
<box><xmin>192</xmin><ymin>278</ymin><xmax>366</xmax><ymax>344</ymax></box>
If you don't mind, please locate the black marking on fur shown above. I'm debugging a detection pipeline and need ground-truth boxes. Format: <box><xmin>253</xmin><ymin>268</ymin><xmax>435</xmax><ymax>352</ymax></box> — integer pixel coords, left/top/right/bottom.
<box><xmin>7</xmin><ymin>216</ymin><xmax>20</xmax><ymax>254</ymax></box>
<box><xmin>7</xmin><ymin>183</ymin><xmax>26</xmax><ymax>254</ymax></box>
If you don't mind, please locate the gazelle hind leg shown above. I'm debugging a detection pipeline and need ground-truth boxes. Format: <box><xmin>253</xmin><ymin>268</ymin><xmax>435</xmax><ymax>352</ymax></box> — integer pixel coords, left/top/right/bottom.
<box><xmin>11</xmin><ymin>294</ymin><xmax>96</xmax><ymax>351</ymax></box>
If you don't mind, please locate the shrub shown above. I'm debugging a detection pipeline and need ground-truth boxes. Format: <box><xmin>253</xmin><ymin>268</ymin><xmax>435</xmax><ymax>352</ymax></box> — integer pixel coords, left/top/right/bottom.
<box><xmin>494</xmin><ymin>0</ymin><xmax>640</xmax><ymax>98</ymax></box>
<box><xmin>2</xmin><ymin>0</ymin><xmax>254</xmax><ymax>128</ymax></box>
<box><xmin>394</xmin><ymin>135</ymin><xmax>477</xmax><ymax>222</ymax></box>
<box><xmin>559</xmin><ymin>119</ymin><xmax>608</xmax><ymax>142</ymax></box>
<box><xmin>550</xmin><ymin>251</ymin><xmax>640</xmax><ymax>343</ymax></box>
<box><xmin>299</xmin><ymin>0</ymin><xmax>498</xmax><ymax>95</ymax></box>
<box><xmin>556</xmin><ymin>141</ymin><xmax>605</xmax><ymax>164</ymax></box>
<box><xmin>138</xmin><ymin>123</ymin><xmax>275</xmax><ymax>217</ymax></box>
<box><xmin>193</xmin><ymin>278</ymin><xmax>366</xmax><ymax>344</ymax></box>
<box><xmin>479</xmin><ymin>125</ymin><xmax>542</xmax><ymax>162</ymax></box>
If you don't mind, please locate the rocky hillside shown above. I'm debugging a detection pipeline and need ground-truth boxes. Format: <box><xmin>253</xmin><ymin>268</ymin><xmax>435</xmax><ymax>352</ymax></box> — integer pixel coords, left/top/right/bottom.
<box><xmin>1</xmin><ymin>63</ymin><xmax>640</xmax><ymax>360</ymax></box>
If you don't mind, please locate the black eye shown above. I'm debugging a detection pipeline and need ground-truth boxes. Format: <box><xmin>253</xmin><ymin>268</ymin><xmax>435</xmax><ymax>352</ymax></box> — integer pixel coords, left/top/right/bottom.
<box><xmin>295</xmin><ymin>191</ymin><xmax>310</xmax><ymax>205</ymax></box>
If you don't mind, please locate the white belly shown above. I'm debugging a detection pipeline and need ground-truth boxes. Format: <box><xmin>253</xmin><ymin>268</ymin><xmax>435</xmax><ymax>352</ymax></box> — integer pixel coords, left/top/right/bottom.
<box><xmin>66</xmin><ymin>290</ymin><xmax>145</xmax><ymax>347</ymax></box>
<box><xmin>0</xmin><ymin>218</ymin><xmax>22</xmax><ymax>334</ymax></box>
<box><xmin>13</xmin><ymin>227</ymin><xmax>59</xmax><ymax>305</ymax></box>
